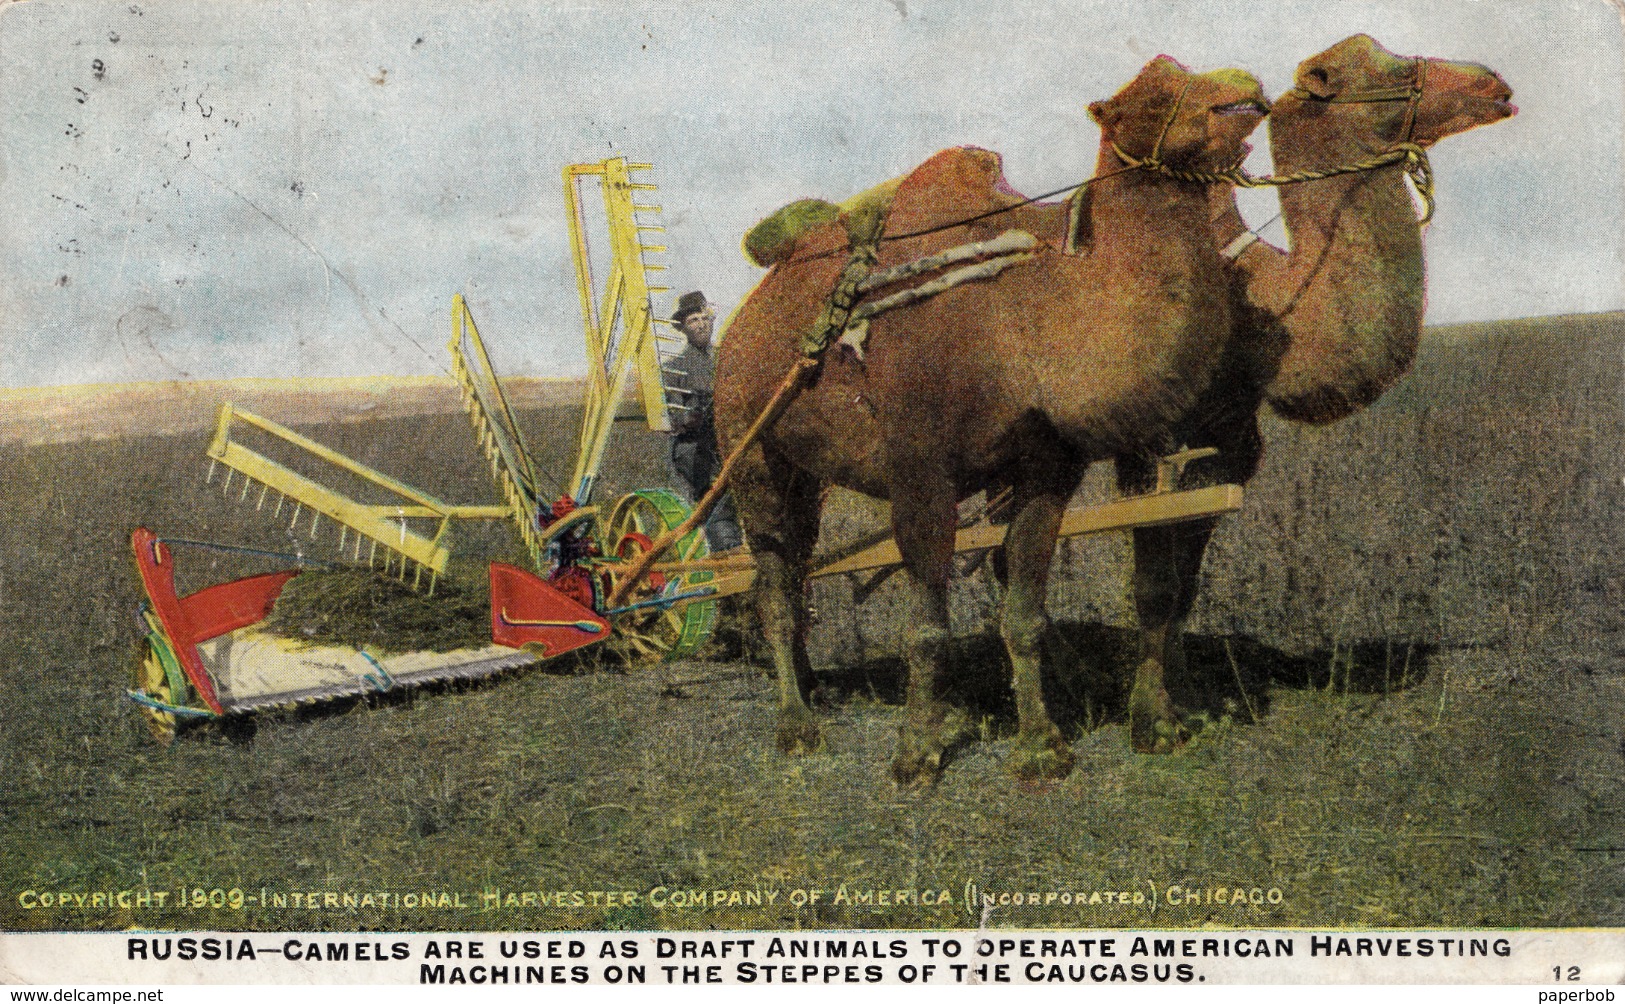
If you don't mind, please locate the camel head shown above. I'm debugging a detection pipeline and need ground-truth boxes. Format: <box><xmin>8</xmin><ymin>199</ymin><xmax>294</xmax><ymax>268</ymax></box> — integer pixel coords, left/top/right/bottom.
<box><xmin>1281</xmin><ymin>34</ymin><xmax>1515</xmax><ymax>151</ymax></box>
<box><xmin>1088</xmin><ymin>56</ymin><xmax>1269</xmax><ymax>173</ymax></box>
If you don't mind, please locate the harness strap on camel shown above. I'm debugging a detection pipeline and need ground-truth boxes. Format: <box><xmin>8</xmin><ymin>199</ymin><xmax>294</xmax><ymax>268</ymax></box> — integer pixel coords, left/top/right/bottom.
<box><xmin>794</xmin><ymin>204</ymin><xmax>889</xmax><ymax>355</ymax></box>
<box><xmin>1286</xmin><ymin>56</ymin><xmax>1426</xmax><ymax>138</ymax></box>
<box><xmin>1252</xmin><ymin>57</ymin><xmax>1436</xmax><ymax>223</ymax></box>
<box><xmin>795</xmin><ymin>212</ymin><xmax>1045</xmax><ymax>354</ymax></box>
<box><xmin>839</xmin><ymin>234</ymin><xmax>1039</xmax><ymax>360</ymax></box>
<box><xmin>801</xmin><ymin>242</ymin><xmax>880</xmax><ymax>356</ymax></box>
<box><xmin>858</xmin><ymin>245</ymin><xmax>1037</xmax><ymax>319</ymax></box>
<box><xmin>605</xmin><ymin>226</ymin><xmax>1040</xmax><ymax>606</ymax></box>
<box><xmin>856</xmin><ymin>229</ymin><xmax>1038</xmax><ymax>293</ymax></box>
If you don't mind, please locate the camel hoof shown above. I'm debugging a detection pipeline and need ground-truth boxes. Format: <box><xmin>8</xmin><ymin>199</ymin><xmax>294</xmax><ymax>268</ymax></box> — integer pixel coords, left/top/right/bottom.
<box><xmin>891</xmin><ymin>730</ymin><xmax>948</xmax><ymax>790</ymax></box>
<box><xmin>1009</xmin><ymin>728</ymin><xmax>1076</xmax><ymax>781</ymax></box>
<box><xmin>776</xmin><ymin>714</ymin><xmax>826</xmax><ymax>756</ymax></box>
<box><xmin>1129</xmin><ymin>677</ymin><xmax>1186</xmax><ymax>754</ymax></box>
<box><xmin>1130</xmin><ymin>711</ymin><xmax>1189</xmax><ymax>754</ymax></box>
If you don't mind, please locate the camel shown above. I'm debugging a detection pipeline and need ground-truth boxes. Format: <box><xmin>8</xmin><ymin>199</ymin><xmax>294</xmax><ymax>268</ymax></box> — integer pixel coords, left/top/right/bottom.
<box><xmin>1116</xmin><ymin>35</ymin><xmax>1516</xmax><ymax>750</ymax></box>
<box><xmin>714</xmin><ymin>56</ymin><xmax>1269</xmax><ymax>785</ymax></box>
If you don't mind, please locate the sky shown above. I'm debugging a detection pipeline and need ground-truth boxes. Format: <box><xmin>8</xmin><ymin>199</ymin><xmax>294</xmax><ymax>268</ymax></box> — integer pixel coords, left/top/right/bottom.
<box><xmin>1</xmin><ymin>0</ymin><xmax>1621</xmax><ymax>388</ymax></box>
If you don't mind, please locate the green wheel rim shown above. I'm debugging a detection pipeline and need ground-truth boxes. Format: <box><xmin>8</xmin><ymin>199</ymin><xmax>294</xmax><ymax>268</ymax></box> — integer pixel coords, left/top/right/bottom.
<box><xmin>132</xmin><ymin>627</ymin><xmax>194</xmax><ymax>745</ymax></box>
<box><xmin>602</xmin><ymin>488</ymin><xmax>718</xmax><ymax>663</ymax></box>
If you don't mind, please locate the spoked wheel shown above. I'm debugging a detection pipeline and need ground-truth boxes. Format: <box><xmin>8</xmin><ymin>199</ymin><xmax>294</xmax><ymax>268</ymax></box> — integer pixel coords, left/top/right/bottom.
<box><xmin>131</xmin><ymin>631</ymin><xmax>188</xmax><ymax>746</ymax></box>
<box><xmin>600</xmin><ymin>489</ymin><xmax>717</xmax><ymax>663</ymax></box>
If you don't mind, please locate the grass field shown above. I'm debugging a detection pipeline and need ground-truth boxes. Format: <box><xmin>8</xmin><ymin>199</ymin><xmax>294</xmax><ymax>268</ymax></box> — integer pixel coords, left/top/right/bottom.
<box><xmin>1</xmin><ymin>312</ymin><xmax>1620</xmax><ymax>933</ymax></box>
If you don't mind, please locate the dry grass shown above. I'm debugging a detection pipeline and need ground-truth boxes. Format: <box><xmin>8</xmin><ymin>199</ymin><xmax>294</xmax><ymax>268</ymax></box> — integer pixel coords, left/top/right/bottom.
<box><xmin>261</xmin><ymin>567</ymin><xmax>494</xmax><ymax>654</ymax></box>
<box><xmin>1</xmin><ymin>313</ymin><xmax>1620</xmax><ymax>933</ymax></box>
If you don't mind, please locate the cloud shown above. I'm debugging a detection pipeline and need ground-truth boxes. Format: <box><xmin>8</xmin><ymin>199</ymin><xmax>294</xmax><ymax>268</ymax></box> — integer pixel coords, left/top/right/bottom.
<box><xmin>1</xmin><ymin>0</ymin><xmax>1619</xmax><ymax>387</ymax></box>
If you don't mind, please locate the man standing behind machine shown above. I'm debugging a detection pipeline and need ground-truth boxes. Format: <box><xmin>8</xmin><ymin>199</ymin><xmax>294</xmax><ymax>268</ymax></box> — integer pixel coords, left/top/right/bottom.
<box><xmin>664</xmin><ymin>291</ymin><xmax>743</xmax><ymax>552</ymax></box>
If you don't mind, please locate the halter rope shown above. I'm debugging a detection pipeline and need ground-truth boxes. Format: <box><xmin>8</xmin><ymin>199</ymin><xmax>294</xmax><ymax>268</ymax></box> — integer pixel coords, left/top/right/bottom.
<box><xmin>1253</xmin><ymin>56</ymin><xmax>1435</xmax><ymax>222</ymax></box>
<box><xmin>1240</xmin><ymin>143</ymin><xmax>1434</xmax><ymax>224</ymax></box>
<box><xmin>1105</xmin><ymin>75</ymin><xmax>1256</xmax><ymax>187</ymax></box>
<box><xmin>777</xmin><ymin>59</ymin><xmax>1435</xmax><ymax>269</ymax></box>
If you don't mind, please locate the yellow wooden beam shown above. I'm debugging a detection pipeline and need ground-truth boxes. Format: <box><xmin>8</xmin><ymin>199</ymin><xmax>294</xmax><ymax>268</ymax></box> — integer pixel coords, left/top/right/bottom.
<box><xmin>651</xmin><ymin>484</ymin><xmax>1245</xmax><ymax>608</ymax></box>
<box><xmin>810</xmin><ymin>484</ymin><xmax>1244</xmax><ymax>579</ymax></box>
<box><xmin>210</xmin><ymin>440</ymin><xmax>453</xmax><ymax>574</ymax></box>
<box><xmin>208</xmin><ymin>401</ymin><xmax>531</xmax><ymax>577</ymax></box>
<box><xmin>214</xmin><ymin>405</ymin><xmax>452</xmax><ymax>510</ymax></box>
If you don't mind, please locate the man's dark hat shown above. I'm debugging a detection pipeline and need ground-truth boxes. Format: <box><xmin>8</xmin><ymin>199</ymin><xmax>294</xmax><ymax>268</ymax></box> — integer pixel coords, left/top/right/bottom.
<box><xmin>673</xmin><ymin>291</ymin><xmax>710</xmax><ymax>324</ymax></box>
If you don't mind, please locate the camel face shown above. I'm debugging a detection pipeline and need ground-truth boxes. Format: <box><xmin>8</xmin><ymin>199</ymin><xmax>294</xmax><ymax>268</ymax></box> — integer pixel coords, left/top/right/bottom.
<box><xmin>1410</xmin><ymin>59</ymin><xmax>1516</xmax><ymax>146</ymax></box>
<box><xmin>1089</xmin><ymin>56</ymin><xmax>1269</xmax><ymax>172</ymax></box>
<box><xmin>1283</xmin><ymin>34</ymin><xmax>1515</xmax><ymax>150</ymax></box>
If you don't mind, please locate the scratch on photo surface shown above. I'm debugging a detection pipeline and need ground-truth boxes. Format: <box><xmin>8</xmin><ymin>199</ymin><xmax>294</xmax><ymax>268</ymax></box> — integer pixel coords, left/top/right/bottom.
<box><xmin>180</xmin><ymin>160</ymin><xmax>444</xmax><ymax>372</ymax></box>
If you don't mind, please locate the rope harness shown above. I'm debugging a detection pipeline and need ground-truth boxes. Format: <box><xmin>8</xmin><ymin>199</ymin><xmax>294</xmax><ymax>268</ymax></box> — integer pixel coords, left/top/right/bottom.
<box><xmin>1076</xmin><ymin>77</ymin><xmax>1259</xmax><ymax>250</ymax></box>
<box><xmin>1261</xmin><ymin>56</ymin><xmax>1434</xmax><ymax>223</ymax></box>
<box><xmin>778</xmin><ymin>58</ymin><xmax>1437</xmax><ymax>276</ymax></box>
<box><xmin>1286</xmin><ymin>56</ymin><xmax>1427</xmax><ymax>138</ymax></box>
<box><xmin>1114</xmin><ymin>58</ymin><xmax>1434</xmax><ymax>221</ymax></box>
<box><xmin>1104</xmin><ymin>76</ymin><xmax>1254</xmax><ymax>186</ymax></box>
<box><xmin>1246</xmin><ymin>142</ymin><xmax>1433</xmax><ymax>223</ymax></box>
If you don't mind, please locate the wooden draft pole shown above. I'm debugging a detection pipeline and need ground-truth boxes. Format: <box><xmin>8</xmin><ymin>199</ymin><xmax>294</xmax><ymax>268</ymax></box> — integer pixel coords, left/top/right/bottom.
<box><xmin>605</xmin><ymin>356</ymin><xmax>818</xmax><ymax>609</ymax></box>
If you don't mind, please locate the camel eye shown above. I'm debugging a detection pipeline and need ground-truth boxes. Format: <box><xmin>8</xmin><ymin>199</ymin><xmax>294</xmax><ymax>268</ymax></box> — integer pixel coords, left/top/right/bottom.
<box><xmin>1308</xmin><ymin>67</ymin><xmax>1330</xmax><ymax>84</ymax></box>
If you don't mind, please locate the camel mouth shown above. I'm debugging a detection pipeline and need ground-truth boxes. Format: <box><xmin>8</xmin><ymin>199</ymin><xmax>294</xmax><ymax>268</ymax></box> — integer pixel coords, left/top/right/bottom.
<box><xmin>1212</xmin><ymin>100</ymin><xmax>1269</xmax><ymax>118</ymax></box>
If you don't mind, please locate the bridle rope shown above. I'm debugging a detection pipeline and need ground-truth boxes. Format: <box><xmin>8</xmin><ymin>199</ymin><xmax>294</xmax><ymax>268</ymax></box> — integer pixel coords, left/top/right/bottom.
<box><xmin>1249</xmin><ymin>56</ymin><xmax>1434</xmax><ymax>223</ymax></box>
<box><xmin>1107</xmin><ymin>76</ymin><xmax>1255</xmax><ymax>186</ymax></box>
<box><xmin>775</xmin><ymin>60</ymin><xmax>1436</xmax><ymax>269</ymax></box>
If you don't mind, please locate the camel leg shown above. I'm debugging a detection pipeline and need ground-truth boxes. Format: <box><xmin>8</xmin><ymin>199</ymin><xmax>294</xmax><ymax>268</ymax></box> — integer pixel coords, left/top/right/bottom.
<box><xmin>1119</xmin><ymin>421</ymin><xmax>1262</xmax><ymax>752</ymax></box>
<box><xmin>734</xmin><ymin>446</ymin><xmax>825</xmax><ymax>755</ymax></box>
<box><xmin>999</xmin><ymin>480</ymin><xmax>1078</xmax><ymax>781</ymax></box>
<box><xmin>888</xmin><ymin>477</ymin><xmax>967</xmax><ymax>788</ymax></box>
<box><xmin>1124</xmin><ymin>522</ymin><xmax>1195</xmax><ymax>752</ymax></box>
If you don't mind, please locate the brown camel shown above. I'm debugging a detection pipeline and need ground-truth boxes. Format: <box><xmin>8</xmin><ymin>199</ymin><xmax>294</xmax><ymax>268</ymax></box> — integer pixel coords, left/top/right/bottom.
<box><xmin>714</xmin><ymin>56</ymin><xmax>1269</xmax><ymax>785</ymax></box>
<box><xmin>1116</xmin><ymin>35</ymin><xmax>1515</xmax><ymax>750</ymax></box>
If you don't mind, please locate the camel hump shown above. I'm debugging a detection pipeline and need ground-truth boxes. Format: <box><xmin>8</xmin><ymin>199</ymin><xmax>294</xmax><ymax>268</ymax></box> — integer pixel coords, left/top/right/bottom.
<box><xmin>743</xmin><ymin>173</ymin><xmax>908</xmax><ymax>267</ymax></box>
<box><xmin>743</xmin><ymin>198</ymin><xmax>842</xmax><ymax>267</ymax></box>
<box><xmin>741</xmin><ymin>147</ymin><xmax>1019</xmax><ymax>266</ymax></box>
<box><xmin>886</xmin><ymin>146</ymin><xmax>1022</xmax><ymax>238</ymax></box>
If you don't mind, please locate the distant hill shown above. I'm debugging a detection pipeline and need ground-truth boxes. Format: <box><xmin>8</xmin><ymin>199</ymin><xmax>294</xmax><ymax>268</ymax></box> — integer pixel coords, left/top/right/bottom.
<box><xmin>1</xmin><ymin>311</ymin><xmax>1618</xmax><ymax>447</ymax></box>
<box><xmin>0</xmin><ymin>374</ymin><xmax>595</xmax><ymax>447</ymax></box>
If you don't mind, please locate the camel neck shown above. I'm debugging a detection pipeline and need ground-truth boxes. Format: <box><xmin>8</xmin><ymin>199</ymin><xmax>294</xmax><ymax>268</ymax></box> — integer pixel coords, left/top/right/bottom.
<box><xmin>1083</xmin><ymin>146</ymin><xmax>1213</xmax><ymax>253</ymax></box>
<box><xmin>1271</xmin><ymin>124</ymin><xmax>1423</xmax><ymax>267</ymax></box>
<box><xmin>1253</xmin><ymin>107</ymin><xmax>1427</xmax><ymax>422</ymax></box>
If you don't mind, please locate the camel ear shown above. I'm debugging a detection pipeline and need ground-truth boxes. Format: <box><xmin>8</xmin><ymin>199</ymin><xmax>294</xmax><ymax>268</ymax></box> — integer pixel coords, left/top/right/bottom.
<box><xmin>1295</xmin><ymin>62</ymin><xmax>1339</xmax><ymax>99</ymax></box>
<box><xmin>1088</xmin><ymin>99</ymin><xmax>1115</xmax><ymax>127</ymax></box>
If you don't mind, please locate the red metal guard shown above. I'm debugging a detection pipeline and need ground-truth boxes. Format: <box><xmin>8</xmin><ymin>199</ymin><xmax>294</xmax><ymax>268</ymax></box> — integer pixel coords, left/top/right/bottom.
<box><xmin>130</xmin><ymin>528</ymin><xmax>299</xmax><ymax>714</ymax></box>
<box><xmin>489</xmin><ymin>563</ymin><xmax>610</xmax><ymax>658</ymax></box>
